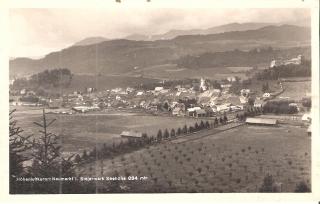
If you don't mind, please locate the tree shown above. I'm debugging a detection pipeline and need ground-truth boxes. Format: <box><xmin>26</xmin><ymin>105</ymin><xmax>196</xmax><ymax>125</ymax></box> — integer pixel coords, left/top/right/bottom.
<box><xmin>164</xmin><ymin>129</ymin><xmax>170</xmax><ymax>139</ymax></box>
<box><xmin>214</xmin><ymin>118</ymin><xmax>219</xmax><ymax>127</ymax></box>
<box><xmin>200</xmin><ymin>121</ymin><xmax>205</xmax><ymax>129</ymax></box>
<box><xmin>223</xmin><ymin>115</ymin><xmax>228</xmax><ymax>124</ymax></box>
<box><xmin>194</xmin><ymin>122</ymin><xmax>199</xmax><ymax>131</ymax></box>
<box><xmin>82</xmin><ymin>149</ymin><xmax>88</xmax><ymax>160</ymax></box>
<box><xmin>157</xmin><ymin>130</ymin><xmax>163</xmax><ymax>142</ymax></box>
<box><xmin>205</xmin><ymin>121</ymin><xmax>210</xmax><ymax>129</ymax></box>
<box><xmin>183</xmin><ymin>125</ymin><xmax>188</xmax><ymax>134</ymax></box>
<box><xmin>295</xmin><ymin>181</ymin><xmax>310</xmax><ymax>192</ymax></box>
<box><xmin>9</xmin><ymin>109</ymin><xmax>32</xmax><ymax>194</ymax></box>
<box><xmin>259</xmin><ymin>174</ymin><xmax>276</xmax><ymax>192</ymax></box>
<box><xmin>74</xmin><ymin>154</ymin><xmax>81</xmax><ymax>163</ymax></box>
<box><xmin>177</xmin><ymin>127</ymin><xmax>182</xmax><ymax>136</ymax></box>
<box><xmin>170</xmin><ymin>128</ymin><xmax>176</xmax><ymax>138</ymax></box>
<box><xmin>30</xmin><ymin>109</ymin><xmax>76</xmax><ymax>193</ymax></box>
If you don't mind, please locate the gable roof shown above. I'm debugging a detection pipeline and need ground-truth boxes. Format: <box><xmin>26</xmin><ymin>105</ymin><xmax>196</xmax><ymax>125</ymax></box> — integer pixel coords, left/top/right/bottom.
<box><xmin>120</xmin><ymin>130</ymin><xmax>143</xmax><ymax>138</ymax></box>
<box><xmin>246</xmin><ymin>117</ymin><xmax>277</xmax><ymax>125</ymax></box>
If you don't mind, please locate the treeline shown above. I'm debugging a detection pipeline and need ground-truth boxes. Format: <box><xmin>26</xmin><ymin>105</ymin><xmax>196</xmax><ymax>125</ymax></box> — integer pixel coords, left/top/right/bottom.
<box><xmin>176</xmin><ymin>47</ymin><xmax>310</xmax><ymax>69</ymax></box>
<box><xmin>254</xmin><ymin>60</ymin><xmax>311</xmax><ymax>80</ymax></box>
<box><xmin>12</xmin><ymin>68</ymin><xmax>72</xmax><ymax>93</ymax></box>
<box><xmin>263</xmin><ymin>100</ymin><xmax>298</xmax><ymax>114</ymax></box>
<box><xmin>77</xmin><ymin>117</ymin><xmax>230</xmax><ymax>166</ymax></box>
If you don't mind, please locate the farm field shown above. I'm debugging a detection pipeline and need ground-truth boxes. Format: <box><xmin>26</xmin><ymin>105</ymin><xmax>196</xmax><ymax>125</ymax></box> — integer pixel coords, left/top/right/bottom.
<box><xmin>127</xmin><ymin>64</ymin><xmax>249</xmax><ymax>80</ymax></box>
<box><xmin>11</xmin><ymin>106</ymin><xmax>204</xmax><ymax>154</ymax></box>
<box><xmin>278</xmin><ymin>81</ymin><xmax>311</xmax><ymax>100</ymax></box>
<box><xmin>79</xmin><ymin>124</ymin><xmax>311</xmax><ymax>193</ymax></box>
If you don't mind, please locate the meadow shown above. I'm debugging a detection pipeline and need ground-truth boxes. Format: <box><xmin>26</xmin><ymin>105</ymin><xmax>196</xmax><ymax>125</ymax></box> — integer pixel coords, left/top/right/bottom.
<box><xmin>278</xmin><ymin>81</ymin><xmax>311</xmax><ymax>100</ymax></box>
<box><xmin>80</xmin><ymin>124</ymin><xmax>311</xmax><ymax>193</ymax></box>
<box><xmin>12</xmin><ymin>106</ymin><xmax>203</xmax><ymax>154</ymax></box>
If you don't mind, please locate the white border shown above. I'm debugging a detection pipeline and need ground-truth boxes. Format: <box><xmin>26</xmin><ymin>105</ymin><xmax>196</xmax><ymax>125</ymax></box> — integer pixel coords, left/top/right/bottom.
<box><xmin>0</xmin><ymin>0</ymin><xmax>319</xmax><ymax>203</ymax></box>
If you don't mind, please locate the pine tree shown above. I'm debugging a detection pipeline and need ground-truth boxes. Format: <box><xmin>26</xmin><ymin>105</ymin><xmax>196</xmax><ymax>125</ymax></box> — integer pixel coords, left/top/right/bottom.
<box><xmin>170</xmin><ymin>128</ymin><xmax>176</xmax><ymax>138</ymax></box>
<box><xmin>157</xmin><ymin>129</ymin><xmax>163</xmax><ymax>142</ymax></box>
<box><xmin>259</xmin><ymin>174</ymin><xmax>275</xmax><ymax>192</ymax></box>
<box><xmin>30</xmin><ymin>109</ymin><xmax>76</xmax><ymax>193</ymax></box>
<box><xmin>9</xmin><ymin>109</ymin><xmax>32</xmax><ymax>193</ymax></box>
<box><xmin>164</xmin><ymin>129</ymin><xmax>169</xmax><ymax>139</ymax></box>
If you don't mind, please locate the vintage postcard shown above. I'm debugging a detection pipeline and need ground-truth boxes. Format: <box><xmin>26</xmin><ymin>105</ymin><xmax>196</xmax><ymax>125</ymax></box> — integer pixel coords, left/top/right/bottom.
<box><xmin>0</xmin><ymin>0</ymin><xmax>319</xmax><ymax>202</ymax></box>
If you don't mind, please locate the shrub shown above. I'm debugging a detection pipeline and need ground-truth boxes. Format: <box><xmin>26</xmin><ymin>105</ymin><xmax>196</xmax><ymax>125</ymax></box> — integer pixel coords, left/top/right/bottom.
<box><xmin>295</xmin><ymin>181</ymin><xmax>311</xmax><ymax>192</ymax></box>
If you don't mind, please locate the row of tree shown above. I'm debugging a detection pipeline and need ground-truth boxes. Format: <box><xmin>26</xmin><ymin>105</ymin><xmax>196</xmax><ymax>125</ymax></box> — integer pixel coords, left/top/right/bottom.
<box><xmin>77</xmin><ymin>117</ymin><xmax>230</xmax><ymax>165</ymax></box>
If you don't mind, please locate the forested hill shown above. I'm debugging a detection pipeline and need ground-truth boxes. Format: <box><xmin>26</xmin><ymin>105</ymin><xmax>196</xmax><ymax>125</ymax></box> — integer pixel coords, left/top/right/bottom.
<box><xmin>176</xmin><ymin>47</ymin><xmax>311</xmax><ymax>68</ymax></box>
<box><xmin>10</xmin><ymin>25</ymin><xmax>310</xmax><ymax>77</ymax></box>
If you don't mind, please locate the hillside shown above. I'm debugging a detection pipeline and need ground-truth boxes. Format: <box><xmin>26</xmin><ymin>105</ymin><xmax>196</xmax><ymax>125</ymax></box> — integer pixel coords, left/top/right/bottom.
<box><xmin>176</xmin><ymin>47</ymin><xmax>311</xmax><ymax>69</ymax></box>
<box><xmin>10</xmin><ymin>25</ymin><xmax>311</xmax><ymax>78</ymax></box>
<box><xmin>73</xmin><ymin>36</ymin><xmax>109</xmax><ymax>46</ymax></box>
<box><xmin>125</xmin><ymin>22</ymin><xmax>276</xmax><ymax>41</ymax></box>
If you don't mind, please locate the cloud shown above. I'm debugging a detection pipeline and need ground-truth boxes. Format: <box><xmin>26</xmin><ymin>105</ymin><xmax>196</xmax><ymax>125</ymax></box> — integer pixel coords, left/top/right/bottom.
<box><xmin>9</xmin><ymin>8</ymin><xmax>310</xmax><ymax>58</ymax></box>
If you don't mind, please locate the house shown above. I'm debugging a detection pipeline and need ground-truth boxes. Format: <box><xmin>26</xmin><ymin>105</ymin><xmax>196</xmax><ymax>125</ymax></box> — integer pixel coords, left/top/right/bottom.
<box><xmin>245</xmin><ymin>118</ymin><xmax>278</xmax><ymax>126</ymax></box>
<box><xmin>48</xmin><ymin>99</ymin><xmax>63</xmax><ymax>109</ymax></box>
<box><xmin>254</xmin><ymin>98</ymin><xmax>264</xmax><ymax>108</ymax></box>
<box><xmin>263</xmin><ymin>93</ymin><xmax>271</xmax><ymax>98</ymax></box>
<box><xmin>136</xmin><ymin>91</ymin><xmax>144</xmax><ymax>96</ymax></box>
<box><xmin>200</xmin><ymin>78</ymin><xmax>207</xmax><ymax>91</ymax></box>
<box><xmin>307</xmin><ymin>125</ymin><xmax>311</xmax><ymax>136</ymax></box>
<box><xmin>195</xmin><ymin>109</ymin><xmax>206</xmax><ymax>118</ymax></box>
<box><xmin>216</xmin><ymin>103</ymin><xmax>231</xmax><ymax>112</ymax></box>
<box><xmin>154</xmin><ymin>87</ymin><xmax>164</xmax><ymax>91</ymax></box>
<box><xmin>240</xmin><ymin>89</ymin><xmax>251</xmax><ymax>97</ymax></box>
<box><xmin>221</xmin><ymin>84</ymin><xmax>232</xmax><ymax>89</ymax></box>
<box><xmin>187</xmin><ymin>107</ymin><xmax>201</xmax><ymax>117</ymax></box>
<box><xmin>301</xmin><ymin>113</ymin><xmax>311</xmax><ymax>123</ymax></box>
<box><xmin>227</xmin><ymin>76</ymin><xmax>237</xmax><ymax>82</ymax></box>
<box><xmin>20</xmin><ymin>89</ymin><xmax>27</xmax><ymax>95</ymax></box>
<box><xmin>172</xmin><ymin>105</ymin><xmax>185</xmax><ymax>116</ymax></box>
<box><xmin>120</xmin><ymin>130</ymin><xmax>143</xmax><ymax>142</ymax></box>
<box><xmin>204</xmin><ymin>106</ymin><xmax>215</xmax><ymax>117</ymax></box>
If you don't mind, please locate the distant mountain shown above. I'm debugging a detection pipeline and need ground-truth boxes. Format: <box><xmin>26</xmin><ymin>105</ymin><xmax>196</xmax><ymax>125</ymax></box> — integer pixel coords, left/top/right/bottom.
<box><xmin>10</xmin><ymin>25</ymin><xmax>310</xmax><ymax>78</ymax></box>
<box><xmin>73</xmin><ymin>36</ymin><xmax>109</xmax><ymax>46</ymax></box>
<box><xmin>125</xmin><ymin>34</ymin><xmax>150</xmax><ymax>41</ymax></box>
<box><xmin>125</xmin><ymin>22</ymin><xmax>273</xmax><ymax>41</ymax></box>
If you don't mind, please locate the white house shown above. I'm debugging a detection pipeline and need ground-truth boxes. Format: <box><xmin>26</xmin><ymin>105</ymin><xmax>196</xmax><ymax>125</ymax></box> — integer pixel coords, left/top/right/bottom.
<box><xmin>154</xmin><ymin>87</ymin><xmax>164</xmax><ymax>91</ymax></box>
<box><xmin>263</xmin><ymin>93</ymin><xmax>271</xmax><ymax>98</ymax></box>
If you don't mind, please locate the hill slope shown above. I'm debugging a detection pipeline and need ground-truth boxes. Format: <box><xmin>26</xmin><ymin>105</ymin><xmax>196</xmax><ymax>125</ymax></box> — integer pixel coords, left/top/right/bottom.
<box><xmin>10</xmin><ymin>25</ymin><xmax>310</xmax><ymax>77</ymax></box>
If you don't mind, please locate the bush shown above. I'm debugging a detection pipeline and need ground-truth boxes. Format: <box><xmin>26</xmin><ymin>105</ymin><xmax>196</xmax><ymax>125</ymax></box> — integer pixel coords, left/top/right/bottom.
<box><xmin>294</xmin><ymin>181</ymin><xmax>311</xmax><ymax>192</ymax></box>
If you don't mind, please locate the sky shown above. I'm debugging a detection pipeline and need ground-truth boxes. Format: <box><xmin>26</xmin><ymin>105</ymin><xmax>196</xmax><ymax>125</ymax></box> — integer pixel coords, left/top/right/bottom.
<box><xmin>9</xmin><ymin>8</ymin><xmax>310</xmax><ymax>58</ymax></box>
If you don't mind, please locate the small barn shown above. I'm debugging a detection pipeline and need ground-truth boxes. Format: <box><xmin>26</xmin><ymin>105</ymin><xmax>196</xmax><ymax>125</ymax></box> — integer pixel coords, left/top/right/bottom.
<box><xmin>307</xmin><ymin>125</ymin><xmax>311</xmax><ymax>136</ymax></box>
<box><xmin>120</xmin><ymin>130</ymin><xmax>143</xmax><ymax>142</ymax></box>
<box><xmin>245</xmin><ymin>117</ymin><xmax>278</xmax><ymax>126</ymax></box>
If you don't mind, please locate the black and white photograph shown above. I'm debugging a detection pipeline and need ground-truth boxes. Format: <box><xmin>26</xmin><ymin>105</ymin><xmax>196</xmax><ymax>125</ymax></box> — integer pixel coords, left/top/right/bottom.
<box><xmin>1</xmin><ymin>0</ymin><xmax>319</xmax><ymax>199</ymax></box>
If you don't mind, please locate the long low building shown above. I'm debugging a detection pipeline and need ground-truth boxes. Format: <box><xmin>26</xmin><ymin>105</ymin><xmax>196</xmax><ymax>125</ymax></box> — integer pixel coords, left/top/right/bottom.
<box><xmin>120</xmin><ymin>130</ymin><xmax>143</xmax><ymax>141</ymax></box>
<box><xmin>245</xmin><ymin>117</ymin><xmax>278</xmax><ymax>126</ymax></box>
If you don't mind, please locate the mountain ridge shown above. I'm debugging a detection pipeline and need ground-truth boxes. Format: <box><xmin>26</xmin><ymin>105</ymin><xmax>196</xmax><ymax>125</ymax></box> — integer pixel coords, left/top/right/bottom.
<box><xmin>10</xmin><ymin>24</ymin><xmax>310</xmax><ymax>78</ymax></box>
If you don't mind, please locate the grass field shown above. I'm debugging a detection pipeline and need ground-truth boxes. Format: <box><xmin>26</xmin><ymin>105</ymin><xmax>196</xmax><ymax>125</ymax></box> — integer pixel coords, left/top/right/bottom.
<box><xmin>79</xmin><ymin>124</ymin><xmax>311</xmax><ymax>193</ymax></box>
<box><xmin>278</xmin><ymin>81</ymin><xmax>311</xmax><ymax>100</ymax></box>
<box><xmin>12</xmin><ymin>106</ymin><xmax>203</xmax><ymax>154</ymax></box>
<box><xmin>127</xmin><ymin>64</ymin><xmax>249</xmax><ymax>80</ymax></box>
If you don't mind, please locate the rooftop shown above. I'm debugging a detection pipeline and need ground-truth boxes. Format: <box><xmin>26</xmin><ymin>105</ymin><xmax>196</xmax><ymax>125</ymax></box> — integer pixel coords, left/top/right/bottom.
<box><xmin>246</xmin><ymin>117</ymin><xmax>278</xmax><ymax>125</ymax></box>
<box><xmin>120</xmin><ymin>130</ymin><xmax>143</xmax><ymax>138</ymax></box>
